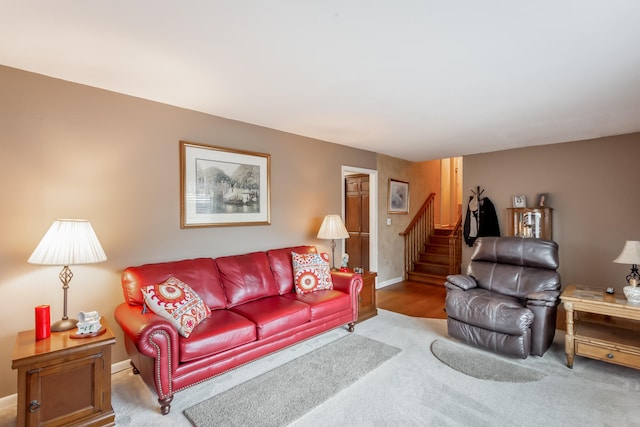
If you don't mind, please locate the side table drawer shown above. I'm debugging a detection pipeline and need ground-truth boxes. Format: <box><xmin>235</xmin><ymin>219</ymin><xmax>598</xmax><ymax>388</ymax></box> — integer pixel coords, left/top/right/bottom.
<box><xmin>576</xmin><ymin>341</ymin><xmax>640</xmax><ymax>369</ymax></box>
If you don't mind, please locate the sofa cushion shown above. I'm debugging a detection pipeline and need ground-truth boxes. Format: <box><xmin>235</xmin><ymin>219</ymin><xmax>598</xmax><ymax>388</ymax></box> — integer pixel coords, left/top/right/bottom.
<box><xmin>445</xmin><ymin>288</ymin><xmax>534</xmax><ymax>335</ymax></box>
<box><xmin>216</xmin><ymin>251</ymin><xmax>279</xmax><ymax>308</ymax></box>
<box><xmin>282</xmin><ymin>289</ymin><xmax>351</xmax><ymax>320</ymax></box>
<box><xmin>229</xmin><ymin>296</ymin><xmax>311</xmax><ymax>339</ymax></box>
<box><xmin>121</xmin><ymin>258</ymin><xmax>227</xmax><ymax>310</ymax></box>
<box><xmin>179</xmin><ymin>310</ymin><xmax>257</xmax><ymax>363</ymax></box>
<box><xmin>142</xmin><ymin>277</ymin><xmax>211</xmax><ymax>338</ymax></box>
<box><xmin>267</xmin><ymin>245</ymin><xmax>317</xmax><ymax>294</ymax></box>
<box><xmin>292</xmin><ymin>252</ymin><xmax>333</xmax><ymax>294</ymax></box>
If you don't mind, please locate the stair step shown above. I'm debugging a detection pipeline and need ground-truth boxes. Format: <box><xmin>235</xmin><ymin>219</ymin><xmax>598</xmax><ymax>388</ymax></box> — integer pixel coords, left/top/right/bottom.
<box><xmin>413</xmin><ymin>261</ymin><xmax>449</xmax><ymax>276</ymax></box>
<box><xmin>425</xmin><ymin>244</ymin><xmax>449</xmax><ymax>255</ymax></box>
<box><xmin>433</xmin><ymin>227</ymin><xmax>454</xmax><ymax>236</ymax></box>
<box><xmin>407</xmin><ymin>271</ymin><xmax>447</xmax><ymax>286</ymax></box>
<box><xmin>419</xmin><ymin>251</ymin><xmax>449</xmax><ymax>264</ymax></box>
<box><xmin>429</xmin><ymin>235</ymin><xmax>449</xmax><ymax>246</ymax></box>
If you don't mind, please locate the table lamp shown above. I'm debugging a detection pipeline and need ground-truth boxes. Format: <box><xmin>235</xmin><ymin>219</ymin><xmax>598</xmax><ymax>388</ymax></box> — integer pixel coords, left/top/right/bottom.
<box><xmin>317</xmin><ymin>215</ymin><xmax>350</xmax><ymax>270</ymax></box>
<box><xmin>613</xmin><ymin>240</ymin><xmax>640</xmax><ymax>285</ymax></box>
<box><xmin>28</xmin><ymin>219</ymin><xmax>107</xmax><ymax>331</ymax></box>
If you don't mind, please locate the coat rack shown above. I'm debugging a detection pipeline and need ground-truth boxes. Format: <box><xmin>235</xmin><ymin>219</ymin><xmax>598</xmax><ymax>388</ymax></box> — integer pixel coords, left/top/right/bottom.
<box><xmin>471</xmin><ymin>186</ymin><xmax>484</xmax><ymax>199</ymax></box>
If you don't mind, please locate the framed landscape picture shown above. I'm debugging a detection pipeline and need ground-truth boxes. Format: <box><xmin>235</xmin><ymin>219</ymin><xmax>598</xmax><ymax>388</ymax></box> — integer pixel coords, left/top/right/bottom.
<box><xmin>180</xmin><ymin>141</ymin><xmax>271</xmax><ymax>227</ymax></box>
<box><xmin>388</xmin><ymin>178</ymin><xmax>409</xmax><ymax>214</ymax></box>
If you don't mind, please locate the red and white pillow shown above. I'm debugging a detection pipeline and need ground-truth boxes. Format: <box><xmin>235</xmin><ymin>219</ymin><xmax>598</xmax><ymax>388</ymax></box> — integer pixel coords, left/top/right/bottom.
<box><xmin>141</xmin><ymin>277</ymin><xmax>211</xmax><ymax>338</ymax></box>
<box><xmin>292</xmin><ymin>252</ymin><xmax>333</xmax><ymax>294</ymax></box>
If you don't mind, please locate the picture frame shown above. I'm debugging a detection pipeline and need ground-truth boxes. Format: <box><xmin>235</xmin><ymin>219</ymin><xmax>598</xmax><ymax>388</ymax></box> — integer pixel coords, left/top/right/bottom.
<box><xmin>536</xmin><ymin>193</ymin><xmax>548</xmax><ymax>207</ymax></box>
<box><xmin>180</xmin><ymin>141</ymin><xmax>270</xmax><ymax>228</ymax></box>
<box><xmin>512</xmin><ymin>194</ymin><xmax>527</xmax><ymax>208</ymax></box>
<box><xmin>388</xmin><ymin>179</ymin><xmax>409</xmax><ymax>214</ymax></box>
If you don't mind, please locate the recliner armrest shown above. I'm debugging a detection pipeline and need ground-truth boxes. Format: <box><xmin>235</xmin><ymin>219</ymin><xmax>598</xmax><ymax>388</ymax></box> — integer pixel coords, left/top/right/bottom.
<box><xmin>446</xmin><ymin>274</ymin><xmax>478</xmax><ymax>290</ymax></box>
<box><xmin>526</xmin><ymin>290</ymin><xmax>561</xmax><ymax>307</ymax></box>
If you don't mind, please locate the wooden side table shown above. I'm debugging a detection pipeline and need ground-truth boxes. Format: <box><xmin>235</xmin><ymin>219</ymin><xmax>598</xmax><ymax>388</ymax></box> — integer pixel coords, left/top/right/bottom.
<box><xmin>11</xmin><ymin>318</ymin><xmax>116</xmax><ymax>427</ymax></box>
<box><xmin>357</xmin><ymin>271</ymin><xmax>378</xmax><ymax>322</ymax></box>
<box><xmin>560</xmin><ymin>285</ymin><xmax>640</xmax><ymax>370</ymax></box>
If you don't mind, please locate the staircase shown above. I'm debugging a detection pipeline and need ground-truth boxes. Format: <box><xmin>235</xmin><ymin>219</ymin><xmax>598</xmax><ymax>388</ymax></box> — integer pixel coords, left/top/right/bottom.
<box><xmin>407</xmin><ymin>227</ymin><xmax>455</xmax><ymax>285</ymax></box>
<box><xmin>400</xmin><ymin>193</ymin><xmax>462</xmax><ymax>286</ymax></box>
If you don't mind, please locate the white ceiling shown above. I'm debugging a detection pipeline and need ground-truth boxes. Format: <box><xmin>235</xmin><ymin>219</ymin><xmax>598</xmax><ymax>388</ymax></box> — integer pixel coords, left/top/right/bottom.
<box><xmin>2</xmin><ymin>1</ymin><xmax>640</xmax><ymax>161</ymax></box>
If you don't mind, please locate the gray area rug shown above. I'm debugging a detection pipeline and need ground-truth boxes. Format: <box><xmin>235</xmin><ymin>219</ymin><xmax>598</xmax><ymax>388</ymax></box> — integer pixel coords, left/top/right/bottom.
<box><xmin>430</xmin><ymin>339</ymin><xmax>546</xmax><ymax>382</ymax></box>
<box><xmin>184</xmin><ymin>334</ymin><xmax>401</xmax><ymax>427</ymax></box>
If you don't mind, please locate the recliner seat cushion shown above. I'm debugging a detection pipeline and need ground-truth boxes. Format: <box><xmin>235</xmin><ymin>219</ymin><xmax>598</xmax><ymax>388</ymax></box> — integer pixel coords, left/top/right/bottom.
<box><xmin>446</xmin><ymin>288</ymin><xmax>533</xmax><ymax>335</ymax></box>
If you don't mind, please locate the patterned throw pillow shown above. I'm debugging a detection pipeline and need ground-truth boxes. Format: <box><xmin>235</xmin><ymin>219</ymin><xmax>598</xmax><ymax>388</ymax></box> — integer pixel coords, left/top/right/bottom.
<box><xmin>292</xmin><ymin>252</ymin><xmax>333</xmax><ymax>294</ymax></box>
<box><xmin>142</xmin><ymin>277</ymin><xmax>211</xmax><ymax>338</ymax></box>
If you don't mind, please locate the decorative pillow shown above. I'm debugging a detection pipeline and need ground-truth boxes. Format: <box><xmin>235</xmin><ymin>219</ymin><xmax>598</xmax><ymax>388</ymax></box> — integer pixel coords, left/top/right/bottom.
<box><xmin>141</xmin><ymin>277</ymin><xmax>211</xmax><ymax>338</ymax></box>
<box><xmin>292</xmin><ymin>252</ymin><xmax>333</xmax><ymax>294</ymax></box>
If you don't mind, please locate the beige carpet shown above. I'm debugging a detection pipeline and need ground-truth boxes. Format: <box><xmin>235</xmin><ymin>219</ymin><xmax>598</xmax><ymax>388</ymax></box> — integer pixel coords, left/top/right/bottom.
<box><xmin>4</xmin><ymin>309</ymin><xmax>638</xmax><ymax>426</ymax></box>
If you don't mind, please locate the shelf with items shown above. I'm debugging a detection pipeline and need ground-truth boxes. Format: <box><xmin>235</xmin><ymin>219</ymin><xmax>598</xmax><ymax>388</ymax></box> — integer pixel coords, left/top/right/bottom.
<box><xmin>506</xmin><ymin>207</ymin><xmax>552</xmax><ymax>240</ymax></box>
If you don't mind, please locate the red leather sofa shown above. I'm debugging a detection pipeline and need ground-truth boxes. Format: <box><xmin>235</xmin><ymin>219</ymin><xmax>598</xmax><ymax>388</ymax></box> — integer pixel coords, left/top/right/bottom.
<box><xmin>114</xmin><ymin>245</ymin><xmax>363</xmax><ymax>414</ymax></box>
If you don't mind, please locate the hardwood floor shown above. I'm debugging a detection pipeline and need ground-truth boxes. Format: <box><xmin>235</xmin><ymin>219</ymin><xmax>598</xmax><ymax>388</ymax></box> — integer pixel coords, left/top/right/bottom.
<box><xmin>376</xmin><ymin>280</ymin><xmax>447</xmax><ymax>319</ymax></box>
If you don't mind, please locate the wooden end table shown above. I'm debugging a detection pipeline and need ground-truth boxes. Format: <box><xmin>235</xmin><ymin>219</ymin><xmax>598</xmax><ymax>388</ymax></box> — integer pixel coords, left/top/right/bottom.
<box><xmin>560</xmin><ymin>284</ymin><xmax>640</xmax><ymax>370</ymax></box>
<box><xmin>357</xmin><ymin>271</ymin><xmax>378</xmax><ymax>322</ymax></box>
<box><xmin>11</xmin><ymin>318</ymin><xmax>116</xmax><ymax>427</ymax></box>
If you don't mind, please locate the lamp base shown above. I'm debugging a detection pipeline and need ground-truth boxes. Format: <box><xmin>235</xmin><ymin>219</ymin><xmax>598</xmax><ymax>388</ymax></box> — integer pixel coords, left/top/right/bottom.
<box><xmin>51</xmin><ymin>318</ymin><xmax>78</xmax><ymax>332</ymax></box>
<box><xmin>624</xmin><ymin>285</ymin><xmax>640</xmax><ymax>304</ymax></box>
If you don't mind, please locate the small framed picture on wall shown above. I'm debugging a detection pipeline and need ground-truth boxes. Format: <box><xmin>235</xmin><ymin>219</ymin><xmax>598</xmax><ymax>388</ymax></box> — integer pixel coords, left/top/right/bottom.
<box><xmin>388</xmin><ymin>179</ymin><xmax>409</xmax><ymax>214</ymax></box>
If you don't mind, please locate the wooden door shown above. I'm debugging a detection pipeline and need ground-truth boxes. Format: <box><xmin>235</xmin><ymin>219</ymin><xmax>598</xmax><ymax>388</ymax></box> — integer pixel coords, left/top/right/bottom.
<box><xmin>345</xmin><ymin>174</ymin><xmax>370</xmax><ymax>271</ymax></box>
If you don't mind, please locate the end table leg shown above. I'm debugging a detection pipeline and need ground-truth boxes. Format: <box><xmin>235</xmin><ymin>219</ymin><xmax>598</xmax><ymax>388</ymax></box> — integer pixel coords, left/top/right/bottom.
<box><xmin>564</xmin><ymin>301</ymin><xmax>575</xmax><ymax>368</ymax></box>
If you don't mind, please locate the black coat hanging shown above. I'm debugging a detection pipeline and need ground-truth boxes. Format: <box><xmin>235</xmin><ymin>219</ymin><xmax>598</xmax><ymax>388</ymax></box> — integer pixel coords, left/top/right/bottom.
<box><xmin>463</xmin><ymin>187</ymin><xmax>500</xmax><ymax>247</ymax></box>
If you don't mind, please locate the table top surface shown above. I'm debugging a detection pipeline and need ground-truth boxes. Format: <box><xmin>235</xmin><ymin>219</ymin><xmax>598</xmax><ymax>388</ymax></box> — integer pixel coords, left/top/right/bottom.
<box><xmin>561</xmin><ymin>284</ymin><xmax>640</xmax><ymax>310</ymax></box>
<box><xmin>12</xmin><ymin>318</ymin><xmax>115</xmax><ymax>364</ymax></box>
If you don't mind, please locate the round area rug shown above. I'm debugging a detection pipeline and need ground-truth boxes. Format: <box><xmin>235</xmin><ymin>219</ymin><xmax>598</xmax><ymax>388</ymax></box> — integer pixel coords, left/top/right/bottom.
<box><xmin>430</xmin><ymin>339</ymin><xmax>546</xmax><ymax>383</ymax></box>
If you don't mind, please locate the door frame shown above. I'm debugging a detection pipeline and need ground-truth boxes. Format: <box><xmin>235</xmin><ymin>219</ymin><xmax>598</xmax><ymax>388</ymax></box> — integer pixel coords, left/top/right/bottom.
<box><xmin>341</xmin><ymin>165</ymin><xmax>378</xmax><ymax>274</ymax></box>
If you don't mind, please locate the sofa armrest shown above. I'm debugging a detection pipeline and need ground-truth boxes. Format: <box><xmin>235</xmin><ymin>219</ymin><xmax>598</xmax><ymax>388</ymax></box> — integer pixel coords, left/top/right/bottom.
<box><xmin>114</xmin><ymin>302</ymin><xmax>180</xmax><ymax>375</ymax></box>
<box><xmin>445</xmin><ymin>274</ymin><xmax>478</xmax><ymax>291</ymax></box>
<box><xmin>331</xmin><ymin>271</ymin><xmax>363</xmax><ymax>295</ymax></box>
<box><xmin>330</xmin><ymin>271</ymin><xmax>363</xmax><ymax>323</ymax></box>
<box><xmin>526</xmin><ymin>290</ymin><xmax>561</xmax><ymax>307</ymax></box>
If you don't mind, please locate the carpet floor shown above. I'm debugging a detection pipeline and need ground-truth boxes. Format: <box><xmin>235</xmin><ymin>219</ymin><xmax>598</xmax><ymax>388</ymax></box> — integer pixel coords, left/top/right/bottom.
<box><xmin>3</xmin><ymin>309</ymin><xmax>639</xmax><ymax>426</ymax></box>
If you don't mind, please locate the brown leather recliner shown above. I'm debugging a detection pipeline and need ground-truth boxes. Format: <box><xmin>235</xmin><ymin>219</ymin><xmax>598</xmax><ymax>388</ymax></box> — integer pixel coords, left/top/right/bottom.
<box><xmin>445</xmin><ymin>236</ymin><xmax>561</xmax><ymax>358</ymax></box>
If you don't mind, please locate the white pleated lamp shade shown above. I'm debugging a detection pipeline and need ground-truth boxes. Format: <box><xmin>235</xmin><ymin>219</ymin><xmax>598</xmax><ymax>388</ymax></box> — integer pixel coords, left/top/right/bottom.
<box><xmin>317</xmin><ymin>215</ymin><xmax>350</xmax><ymax>240</ymax></box>
<box><xmin>28</xmin><ymin>219</ymin><xmax>107</xmax><ymax>266</ymax></box>
<box><xmin>613</xmin><ymin>241</ymin><xmax>640</xmax><ymax>265</ymax></box>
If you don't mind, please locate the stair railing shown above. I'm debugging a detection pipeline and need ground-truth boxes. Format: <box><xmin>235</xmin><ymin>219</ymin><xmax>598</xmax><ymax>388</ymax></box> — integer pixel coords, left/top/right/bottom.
<box><xmin>399</xmin><ymin>193</ymin><xmax>435</xmax><ymax>280</ymax></box>
<box><xmin>448</xmin><ymin>216</ymin><xmax>463</xmax><ymax>275</ymax></box>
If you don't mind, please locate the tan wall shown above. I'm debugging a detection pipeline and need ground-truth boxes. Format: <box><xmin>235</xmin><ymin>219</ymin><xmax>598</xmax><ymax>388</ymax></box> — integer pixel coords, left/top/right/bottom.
<box><xmin>0</xmin><ymin>66</ymin><xmax>377</xmax><ymax>398</ymax></box>
<box><xmin>376</xmin><ymin>155</ymin><xmax>440</xmax><ymax>284</ymax></box>
<box><xmin>462</xmin><ymin>133</ymin><xmax>640</xmax><ymax>291</ymax></box>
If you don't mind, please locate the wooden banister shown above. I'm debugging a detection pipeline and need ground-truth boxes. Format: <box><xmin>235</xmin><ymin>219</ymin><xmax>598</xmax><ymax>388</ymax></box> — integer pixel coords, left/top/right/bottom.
<box><xmin>448</xmin><ymin>216</ymin><xmax>463</xmax><ymax>275</ymax></box>
<box><xmin>399</xmin><ymin>193</ymin><xmax>436</xmax><ymax>280</ymax></box>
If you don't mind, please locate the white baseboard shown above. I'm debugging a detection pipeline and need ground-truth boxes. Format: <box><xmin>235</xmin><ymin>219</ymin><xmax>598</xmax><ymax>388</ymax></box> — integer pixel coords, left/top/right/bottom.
<box><xmin>376</xmin><ymin>276</ymin><xmax>403</xmax><ymax>289</ymax></box>
<box><xmin>112</xmin><ymin>359</ymin><xmax>132</xmax><ymax>374</ymax></box>
<box><xmin>0</xmin><ymin>394</ymin><xmax>16</xmax><ymax>411</ymax></box>
<box><xmin>0</xmin><ymin>359</ymin><xmax>133</xmax><ymax>411</ymax></box>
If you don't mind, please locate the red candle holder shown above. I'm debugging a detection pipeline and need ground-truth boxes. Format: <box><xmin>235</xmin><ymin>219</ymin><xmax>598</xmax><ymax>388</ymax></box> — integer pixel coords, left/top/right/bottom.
<box><xmin>35</xmin><ymin>305</ymin><xmax>50</xmax><ymax>340</ymax></box>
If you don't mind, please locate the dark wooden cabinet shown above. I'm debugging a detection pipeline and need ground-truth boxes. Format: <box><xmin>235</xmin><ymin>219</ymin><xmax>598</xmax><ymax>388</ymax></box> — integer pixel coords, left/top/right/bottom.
<box><xmin>357</xmin><ymin>271</ymin><xmax>378</xmax><ymax>322</ymax></box>
<box><xmin>345</xmin><ymin>174</ymin><xmax>370</xmax><ymax>271</ymax></box>
<box><xmin>12</xmin><ymin>319</ymin><xmax>116</xmax><ymax>427</ymax></box>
